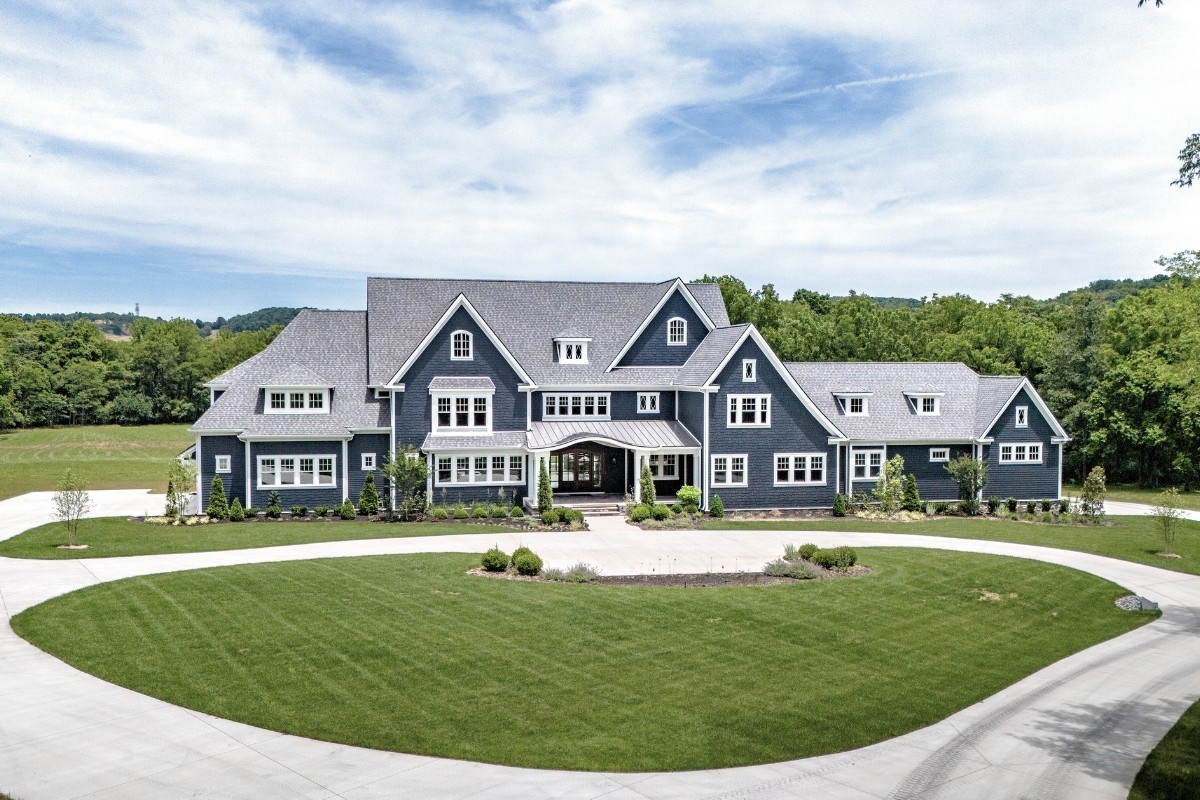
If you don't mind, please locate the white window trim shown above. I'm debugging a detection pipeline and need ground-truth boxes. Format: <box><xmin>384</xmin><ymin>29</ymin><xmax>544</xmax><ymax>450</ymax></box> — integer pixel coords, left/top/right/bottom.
<box><xmin>742</xmin><ymin>359</ymin><xmax>756</xmax><ymax>382</ymax></box>
<box><xmin>908</xmin><ymin>395</ymin><xmax>941</xmax><ymax>416</ymax></box>
<box><xmin>710</xmin><ymin>454</ymin><xmax>748</xmax><ymax>487</ymax></box>
<box><xmin>637</xmin><ymin>392</ymin><xmax>660</xmax><ymax>414</ymax></box>
<box><xmin>257</xmin><ymin>455</ymin><xmax>337</xmax><ymax>489</ymax></box>
<box><xmin>361</xmin><ymin>453</ymin><xmax>376</xmax><ymax>471</ymax></box>
<box><xmin>555</xmin><ymin>339</ymin><xmax>590</xmax><ymax>364</ymax></box>
<box><xmin>667</xmin><ymin>317</ymin><xmax>687</xmax><ymax>345</ymax></box>
<box><xmin>433</xmin><ymin>452</ymin><xmax>526</xmax><ymax>486</ymax></box>
<box><xmin>726</xmin><ymin>394</ymin><xmax>771</xmax><ymax>428</ymax></box>
<box><xmin>836</xmin><ymin>395</ymin><xmax>871</xmax><ymax>416</ymax></box>
<box><xmin>773</xmin><ymin>453</ymin><xmax>827</xmax><ymax>486</ymax></box>
<box><xmin>1015</xmin><ymin>405</ymin><xmax>1029</xmax><ymax>428</ymax></box>
<box><xmin>998</xmin><ymin>442</ymin><xmax>1043</xmax><ymax>464</ymax></box>
<box><xmin>450</xmin><ymin>330</ymin><xmax>473</xmax><ymax>361</ymax></box>
<box><xmin>851</xmin><ymin>448</ymin><xmax>885</xmax><ymax>480</ymax></box>
<box><xmin>432</xmin><ymin>392</ymin><xmax>493</xmax><ymax>434</ymax></box>
<box><xmin>214</xmin><ymin>455</ymin><xmax>232</xmax><ymax>473</ymax></box>
<box><xmin>542</xmin><ymin>393</ymin><xmax>611</xmax><ymax>420</ymax></box>
<box><xmin>648</xmin><ymin>453</ymin><xmax>678</xmax><ymax>480</ymax></box>
<box><xmin>264</xmin><ymin>388</ymin><xmax>330</xmax><ymax>415</ymax></box>
<box><xmin>929</xmin><ymin>447</ymin><xmax>950</xmax><ymax>463</ymax></box>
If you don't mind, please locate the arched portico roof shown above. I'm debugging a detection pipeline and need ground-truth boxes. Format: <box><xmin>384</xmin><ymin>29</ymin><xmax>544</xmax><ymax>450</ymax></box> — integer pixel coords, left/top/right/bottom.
<box><xmin>528</xmin><ymin>420</ymin><xmax>700</xmax><ymax>451</ymax></box>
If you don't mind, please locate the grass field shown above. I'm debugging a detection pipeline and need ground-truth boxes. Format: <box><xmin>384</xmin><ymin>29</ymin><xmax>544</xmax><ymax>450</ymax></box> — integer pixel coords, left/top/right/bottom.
<box><xmin>0</xmin><ymin>517</ymin><xmax>519</xmax><ymax>559</ymax></box>
<box><xmin>0</xmin><ymin>425</ymin><xmax>192</xmax><ymax>500</ymax></box>
<box><xmin>1063</xmin><ymin>483</ymin><xmax>1200</xmax><ymax>512</ymax></box>
<box><xmin>702</xmin><ymin>516</ymin><xmax>1200</xmax><ymax>576</ymax></box>
<box><xmin>1130</xmin><ymin>696</ymin><xmax>1200</xmax><ymax>800</ymax></box>
<box><xmin>12</xmin><ymin>549</ymin><xmax>1153</xmax><ymax>772</ymax></box>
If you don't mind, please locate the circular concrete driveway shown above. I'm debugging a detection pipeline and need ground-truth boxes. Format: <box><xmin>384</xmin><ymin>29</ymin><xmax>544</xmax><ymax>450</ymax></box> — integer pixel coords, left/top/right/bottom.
<box><xmin>1</xmin><ymin>495</ymin><xmax>1199</xmax><ymax>800</ymax></box>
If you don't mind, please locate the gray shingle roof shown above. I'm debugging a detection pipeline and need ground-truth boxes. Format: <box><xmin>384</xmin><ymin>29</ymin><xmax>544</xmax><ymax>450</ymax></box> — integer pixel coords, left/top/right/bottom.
<box><xmin>428</xmin><ymin>376</ymin><xmax>496</xmax><ymax>392</ymax></box>
<box><xmin>191</xmin><ymin>310</ymin><xmax>388</xmax><ymax>437</ymax></box>
<box><xmin>527</xmin><ymin>420</ymin><xmax>701</xmax><ymax>450</ymax></box>
<box><xmin>976</xmin><ymin>376</ymin><xmax>1027</xmax><ymax>434</ymax></box>
<box><xmin>366</xmin><ymin>278</ymin><xmax>729</xmax><ymax>387</ymax></box>
<box><xmin>258</xmin><ymin>363</ymin><xmax>331</xmax><ymax>387</ymax></box>
<box><xmin>786</xmin><ymin>362</ymin><xmax>1009</xmax><ymax>441</ymax></box>
<box><xmin>421</xmin><ymin>432</ymin><xmax>528</xmax><ymax>451</ymax></box>
<box><xmin>675</xmin><ymin>324</ymin><xmax>751</xmax><ymax>385</ymax></box>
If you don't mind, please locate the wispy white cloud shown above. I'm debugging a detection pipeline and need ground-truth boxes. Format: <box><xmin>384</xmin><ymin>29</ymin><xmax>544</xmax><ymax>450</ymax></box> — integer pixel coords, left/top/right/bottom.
<box><xmin>0</xmin><ymin>0</ymin><xmax>1197</xmax><ymax>317</ymax></box>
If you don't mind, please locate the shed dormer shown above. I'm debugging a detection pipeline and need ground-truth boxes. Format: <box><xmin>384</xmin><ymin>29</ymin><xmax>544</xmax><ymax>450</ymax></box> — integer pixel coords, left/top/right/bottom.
<box><xmin>904</xmin><ymin>391</ymin><xmax>944</xmax><ymax>416</ymax></box>
<box><xmin>833</xmin><ymin>392</ymin><xmax>872</xmax><ymax>416</ymax></box>
<box><xmin>260</xmin><ymin>364</ymin><xmax>333</xmax><ymax>415</ymax></box>
<box><xmin>553</xmin><ymin>331</ymin><xmax>591</xmax><ymax>364</ymax></box>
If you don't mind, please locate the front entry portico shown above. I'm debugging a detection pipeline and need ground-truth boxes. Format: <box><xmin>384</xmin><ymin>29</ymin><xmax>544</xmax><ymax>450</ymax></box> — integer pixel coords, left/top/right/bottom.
<box><xmin>549</xmin><ymin>444</ymin><xmax>624</xmax><ymax>494</ymax></box>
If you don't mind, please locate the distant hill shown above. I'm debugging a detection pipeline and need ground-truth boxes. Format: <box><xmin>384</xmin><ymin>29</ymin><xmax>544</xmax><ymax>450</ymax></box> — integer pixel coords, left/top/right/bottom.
<box><xmin>216</xmin><ymin>307</ymin><xmax>306</xmax><ymax>333</ymax></box>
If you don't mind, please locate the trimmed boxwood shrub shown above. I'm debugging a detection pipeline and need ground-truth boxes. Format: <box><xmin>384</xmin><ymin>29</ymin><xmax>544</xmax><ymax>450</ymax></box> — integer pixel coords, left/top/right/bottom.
<box><xmin>489</xmin><ymin>504</ymin><xmax>507</xmax><ymax>518</ymax></box>
<box><xmin>560</xmin><ymin>508</ymin><xmax>584</xmax><ymax>524</ymax></box>
<box><xmin>432</xmin><ymin>506</ymin><xmax>448</xmax><ymax>520</ymax></box>
<box><xmin>510</xmin><ymin>505</ymin><xmax>525</xmax><ymax>518</ymax></box>
<box><xmin>811</xmin><ymin>546</ymin><xmax>858</xmax><ymax>571</ymax></box>
<box><xmin>481</xmin><ymin>547</ymin><xmax>509</xmax><ymax>572</ymax></box>
<box><xmin>511</xmin><ymin>546</ymin><xmax>543</xmax><ymax>576</ymax></box>
<box><xmin>709</xmin><ymin>494</ymin><xmax>724</xmax><ymax>518</ymax></box>
<box><xmin>541</xmin><ymin>509</ymin><xmax>560</xmax><ymax>525</ymax></box>
<box><xmin>228</xmin><ymin>498</ymin><xmax>245</xmax><ymax>522</ymax></box>
<box><xmin>628</xmin><ymin>504</ymin><xmax>651</xmax><ymax>523</ymax></box>
<box><xmin>453</xmin><ymin>504</ymin><xmax>469</xmax><ymax>520</ymax></box>
<box><xmin>798</xmin><ymin>543</ymin><xmax>818</xmax><ymax>560</ymax></box>
<box><xmin>650</xmin><ymin>504</ymin><xmax>672</xmax><ymax>521</ymax></box>
<box><xmin>832</xmin><ymin>492</ymin><xmax>848</xmax><ymax>517</ymax></box>
<box><xmin>244</xmin><ymin>508</ymin><xmax>258</xmax><ymax>517</ymax></box>
<box><xmin>472</xmin><ymin>503</ymin><xmax>488</xmax><ymax>519</ymax></box>
<box><xmin>314</xmin><ymin>506</ymin><xmax>329</xmax><ymax>518</ymax></box>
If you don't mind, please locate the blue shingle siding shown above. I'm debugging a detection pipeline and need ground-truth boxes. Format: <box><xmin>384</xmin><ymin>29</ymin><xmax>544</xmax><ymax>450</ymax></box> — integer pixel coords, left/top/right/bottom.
<box><xmin>348</xmin><ymin>434</ymin><xmax>390</xmax><ymax>505</ymax></box>
<box><xmin>888</xmin><ymin>444</ymin><xmax>974</xmax><ymax>502</ymax></box>
<box><xmin>248</xmin><ymin>440</ymin><xmax>345</xmax><ymax>509</ymax></box>
<box><xmin>618</xmin><ymin>290</ymin><xmax>708</xmax><ymax>367</ymax></box>
<box><xmin>529</xmin><ymin>390</ymin><xmax>675</xmax><ymax>422</ymax></box>
<box><xmin>706</xmin><ymin>338</ymin><xmax>837</xmax><ymax>509</ymax></box>
<box><xmin>677</xmin><ymin>390</ymin><xmax>704</xmax><ymax>440</ymax></box>
<box><xmin>393</xmin><ymin>307</ymin><xmax>526</xmax><ymax>449</ymax></box>
<box><xmin>199</xmin><ymin>435</ymin><xmax>244</xmax><ymax>509</ymax></box>
<box><xmin>984</xmin><ymin>387</ymin><xmax>1062</xmax><ymax>500</ymax></box>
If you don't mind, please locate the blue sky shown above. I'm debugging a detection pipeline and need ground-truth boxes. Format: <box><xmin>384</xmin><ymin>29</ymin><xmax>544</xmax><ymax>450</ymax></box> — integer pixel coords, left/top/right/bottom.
<box><xmin>1</xmin><ymin>1</ymin><xmax>1197</xmax><ymax>319</ymax></box>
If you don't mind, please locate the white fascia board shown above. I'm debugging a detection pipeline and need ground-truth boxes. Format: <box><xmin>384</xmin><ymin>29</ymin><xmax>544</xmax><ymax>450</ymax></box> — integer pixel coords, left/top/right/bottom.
<box><xmin>902</xmin><ymin>391</ymin><xmax>945</xmax><ymax>398</ymax></box>
<box><xmin>604</xmin><ymin>279</ymin><xmax>717</xmax><ymax>372</ymax></box>
<box><xmin>189</xmin><ymin>428</ymin><xmax>243</xmax><ymax>436</ymax></box>
<box><xmin>237</xmin><ymin>434</ymin><xmax>353</xmax><ymax>442</ymax></box>
<box><xmin>387</xmin><ymin>294</ymin><xmax>534</xmax><ymax>386</ymax></box>
<box><xmin>260</xmin><ymin>383</ymin><xmax>331</xmax><ymax>390</ymax></box>
<box><xmin>534</xmin><ymin>384</ymin><xmax>695</xmax><ymax>392</ymax></box>
<box><xmin>844</xmin><ymin>439</ymin><xmax>974</xmax><ymax>446</ymax></box>
<box><xmin>348</xmin><ymin>427</ymin><xmax>393</xmax><ymax>434</ymax></box>
<box><xmin>700</xmin><ymin>325</ymin><xmax>846</xmax><ymax>440</ymax></box>
<box><xmin>979</xmin><ymin>379</ymin><xmax>1070</xmax><ymax>440</ymax></box>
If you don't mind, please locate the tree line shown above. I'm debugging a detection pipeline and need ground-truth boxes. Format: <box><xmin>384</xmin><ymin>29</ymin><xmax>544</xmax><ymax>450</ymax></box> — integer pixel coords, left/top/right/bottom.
<box><xmin>0</xmin><ymin>317</ymin><xmax>281</xmax><ymax>428</ymax></box>
<box><xmin>699</xmin><ymin>250</ymin><xmax>1200</xmax><ymax>489</ymax></box>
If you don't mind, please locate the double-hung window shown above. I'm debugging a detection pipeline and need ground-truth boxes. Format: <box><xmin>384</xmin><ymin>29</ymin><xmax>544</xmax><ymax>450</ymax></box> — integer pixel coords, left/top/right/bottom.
<box><xmin>648</xmin><ymin>454</ymin><xmax>677</xmax><ymax>480</ymax></box>
<box><xmin>265</xmin><ymin>388</ymin><xmax>330</xmax><ymax>414</ymax></box>
<box><xmin>451</xmin><ymin>331</ymin><xmax>473</xmax><ymax>360</ymax></box>
<box><xmin>727</xmin><ymin>394</ymin><xmax>770</xmax><ymax>427</ymax></box>
<box><xmin>434</xmin><ymin>453</ymin><xmax>524</xmax><ymax>485</ymax></box>
<box><xmin>999</xmin><ymin>443</ymin><xmax>1042</xmax><ymax>464</ymax></box>
<box><xmin>433</xmin><ymin>394</ymin><xmax>490</xmax><ymax>432</ymax></box>
<box><xmin>542</xmin><ymin>393</ymin><xmax>610</xmax><ymax>419</ymax></box>
<box><xmin>711</xmin><ymin>454</ymin><xmax>747</xmax><ymax>487</ymax></box>
<box><xmin>853</xmin><ymin>450</ymin><xmax>884</xmax><ymax>479</ymax></box>
<box><xmin>637</xmin><ymin>392</ymin><xmax>659</xmax><ymax>414</ymax></box>
<box><xmin>774</xmin><ymin>453</ymin><xmax>825</xmax><ymax>485</ymax></box>
<box><xmin>258</xmin><ymin>455</ymin><xmax>336</xmax><ymax>488</ymax></box>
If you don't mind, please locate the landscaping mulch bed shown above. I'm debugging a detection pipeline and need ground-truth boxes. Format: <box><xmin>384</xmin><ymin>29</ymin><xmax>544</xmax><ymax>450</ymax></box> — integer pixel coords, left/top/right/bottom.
<box><xmin>470</xmin><ymin>565</ymin><xmax>870</xmax><ymax>586</ymax></box>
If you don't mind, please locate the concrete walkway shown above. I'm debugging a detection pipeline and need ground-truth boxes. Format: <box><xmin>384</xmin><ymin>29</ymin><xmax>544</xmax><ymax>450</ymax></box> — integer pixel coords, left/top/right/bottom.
<box><xmin>1</xmin><ymin>498</ymin><xmax>1199</xmax><ymax>799</ymax></box>
<box><xmin>1105</xmin><ymin>499</ymin><xmax>1200</xmax><ymax>523</ymax></box>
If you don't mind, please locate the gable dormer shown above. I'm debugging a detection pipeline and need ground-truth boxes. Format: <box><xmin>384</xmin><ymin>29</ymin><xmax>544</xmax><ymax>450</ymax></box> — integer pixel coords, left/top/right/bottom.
<box><xmin>612</xmin><ymin>280</ymin><xmax>715</xmax><ymax>368</ymax></box>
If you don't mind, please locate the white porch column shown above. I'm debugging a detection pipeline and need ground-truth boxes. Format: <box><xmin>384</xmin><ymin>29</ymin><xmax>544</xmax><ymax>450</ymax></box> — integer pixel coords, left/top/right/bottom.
<box><xmin>426</xmin><ymin>452</ymin><xmax>434</xmax><ymax>502</ymax></box>
<box><xmin>632</xmin><ymin>450</ymin><xmax>644</xmax><ymax>503</ymax></box>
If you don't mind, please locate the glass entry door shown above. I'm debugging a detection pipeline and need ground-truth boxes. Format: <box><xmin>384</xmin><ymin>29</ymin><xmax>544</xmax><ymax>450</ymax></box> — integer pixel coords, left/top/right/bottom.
<box><xmin>550</xmin><ymin>448</ymin><xmax>605</xmax><ymax>493</ymax></box>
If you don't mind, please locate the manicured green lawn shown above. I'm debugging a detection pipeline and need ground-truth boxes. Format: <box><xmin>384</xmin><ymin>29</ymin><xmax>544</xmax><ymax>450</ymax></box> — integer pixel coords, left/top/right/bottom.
<box><xmin>13</xmin><ymin>549</ymin><xmax>1153</xmax><ymax>772</ymax></box>
<box><xmin>0</xmin><ymin>425</ymin><xmax>192</xmax><ymax>500</ymax></box>
<box><xmin>703</xmin><ymin>516</ymin><xmax>1200</xmax><ymax>576</ymax></box>
<box><xmin>1064</xmin><ymin>483</ymin><xmax>1200</xmax><ymax>512</ymax></box>
<box><xmin>0</xmin><ymin>517</ymin><xmax>518</xmax><ymax>559</ymax></box>
<box><xmin>1130</xmin><ymin>696</ymin><xmax>1200</xmax><ymax>800</ymax></box>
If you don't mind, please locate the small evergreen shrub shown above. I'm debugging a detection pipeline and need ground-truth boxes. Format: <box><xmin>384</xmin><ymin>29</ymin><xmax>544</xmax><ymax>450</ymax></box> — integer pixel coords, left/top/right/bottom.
<box><xmin>541</xmin><ymin>509</ymin><xmax>561</xmax><ymax>525</ymax></box>
<box><xmin>901</xmin><ymin>474</ymin><xmax>922</xmax><ymax>512</ymax></box>
<box><xmin>1040</xmin><ymin>499</ymin><xmax>1052</xmax><ymax>512</ymax></box>
<box><xmin>338</xmin><ymin>500</ymin><xmax>356</xmax><ymax>520</ymax></box>
<box><xmin>810</xmin><ymin>549</ymin><xmax>836</xmax><ymax>569</ymax></box>
<box><xmin>481</xmin><ymin>547</ymin><xmax>509</xmax><ymax>572</ymax></box>
<box><xmin>639</xmin><ymin>463</ymin><xmax>656</xmax><ymax>506</ymax></box>
<box><xmin>289</xmin><ymin>505</ymin><xmax>307</xmax><ymax>517</ymax></box>
<box><xmin>265</xmin><ymin>504</ymin><xmax>282</xmax><ymax>519</ymax></box>
<box><xmin>358</xmin><ymin>472</ymin><xmax>380</xmax><ymax>516</ymax></box>
<box><xmin>987</xmin><ymin>496</ymin><xmax>1000</xmax><ymax>515</ymax></box>
<box><xmin>537</xmin><ymin>461</ymin><xmax>553</xmax><ymax>513</ymax></box>
<box><xmin>453</xmin><ymin>503</ymin><xmax>469</xmax><ymax>520</ymax></box>
<box><xmin>650</xmin><ymin>504</ymin><xmax>672</xmax><ymax>521</ymax></box>
<box><xmin>763</xmin><ymin>558</ymin><xmax>818</xmax><ymax>579</ymax></box>
<box><xmin>629</xmin><ymin>504</ymin><xmax>651</xmax><ymax>523</ymax></box>
<box><xmin>1005</xmin><ymin>497</ymin><xmax>1018</xmax><ymax>513</ymax></box>
<box><xmin>832</xmin><ymin>492</ymin><xmax>848</xmax><ymax>517</ymax></box>
<box><xmin>206</xmin><ymin>476</ymin><xmax>229</xmax><ymax>519</ymax></box>
<box><xmin>561</xmin><ymin>508</ymin><xmax>584</xmax><ymax>524</ymax></box>
<box><xmin>510</xmin><ymin>505</ymin><xmax>525</xmax><ymax>518</ymax></box>
<box><xmin>432</xmin><ymin>506</ymin><xmax>449</xmax><ymax>520</ymax></box>
<box><xmin>1026</xmin><ymin>500</ymin><xmax>1037</xmax><ymax>515</ymax></box>
<box><xmin>934</xmin><ymin>502</ymin><xmax>950</xmax><ymax>515</ymax></box>
<box><xmin>812</xmin><ymin>546</ymin><xmax>858</xmax><ymax>571</ymax></box>
<box><xmin>228</xmin><ymin>498</ymin><xmax>245</xmax><ymax>521</ymax></box>
<box><xmin>489</xmin><ymin>504</ymin><xmax>507</xmax><ymax>518</ymax></box>
<box><xmin>512</xmin><ymin>548</ymin><xmax>543</xmax><ymax>576</ymax></box>
<box><xmin>671</xmin><ymin>503</ymin><xmax>683</xmax><ymax>515</ymax></box>
<box><xmin>676</xmin><ymin>485</ymin><xmax>701</xmax><ymax>511</ymax></box>
<box><xmin>799</xmin><ymin>543</ymin><xmax>818</xmax><ymax>560</ymax></box>
<box><xmin>314</xmin><ymin>506</ymin><xmax>329</xmax><ymax>518</ymax></box>
<box><xmin>960</xmin><ymin>498</ymin><xmax>980</xmax><ymax>516</ymax></box>
<box><xmin>244</xmin><ymin>507</ymin><xmax>258</xmax><ymax>517</ymax></box>
<box><xmin>472</xmin><ymin>503</ymin><xmax>489</xmax><ymax>519</ymax></box>
<box><xmin>1059</xmin><ymin>498</ymin><xmax>1071</xmax><ymax>514</ymax></box>
<box><xmin>709</xmin><ymin>494</ymin><xmax>724</xmax><ymax>518</ymax></box>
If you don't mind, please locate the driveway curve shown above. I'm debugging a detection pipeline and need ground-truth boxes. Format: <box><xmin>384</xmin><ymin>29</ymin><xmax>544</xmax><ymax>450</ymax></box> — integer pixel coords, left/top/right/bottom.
<box><xmin>1</xmin><ymin>495</ymin><xmax>1199</xmax><ymax>799</ymax></box>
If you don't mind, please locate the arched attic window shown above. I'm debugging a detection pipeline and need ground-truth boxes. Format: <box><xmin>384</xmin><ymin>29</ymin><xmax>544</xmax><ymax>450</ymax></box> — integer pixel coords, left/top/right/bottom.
<box><xmin>667</xmin><ymin>317</ymin><xmax>687</xmax><ymax>345</ymax></box>
<box><xmin>451</xmin><ymin>330</ymin><xmax>473</xmax><ymax>360</ymax></box>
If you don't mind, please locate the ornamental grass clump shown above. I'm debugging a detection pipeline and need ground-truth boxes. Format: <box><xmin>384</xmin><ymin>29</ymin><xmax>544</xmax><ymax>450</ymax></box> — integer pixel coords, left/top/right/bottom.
<box><xmin>763</xmin><ymin>558</ymin><xmax>818</xmax><ymax>580</ymax></box>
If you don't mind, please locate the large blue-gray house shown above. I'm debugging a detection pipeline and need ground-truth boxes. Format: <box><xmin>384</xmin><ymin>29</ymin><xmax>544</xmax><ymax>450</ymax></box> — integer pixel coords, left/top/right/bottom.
<box><xmin>190</xmin><ymin>278</ymin><xmax>1068</xmax><ymax>512</ymax></box>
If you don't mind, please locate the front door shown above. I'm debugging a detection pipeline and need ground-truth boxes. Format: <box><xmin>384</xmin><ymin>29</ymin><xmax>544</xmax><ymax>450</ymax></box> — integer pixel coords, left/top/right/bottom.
<box><xmin>551</xmin><ymin>448</ymin><xmax>605</xmax><ymax>493</ymax></box>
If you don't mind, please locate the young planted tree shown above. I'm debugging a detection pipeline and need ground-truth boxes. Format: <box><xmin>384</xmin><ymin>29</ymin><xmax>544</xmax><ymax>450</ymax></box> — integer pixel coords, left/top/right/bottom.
<box><xmin>358</xmin><ymin>471</ymin><xmax>380</xmax><ymax>516</ymax></box>
<box><xmin>901</xmin><ymin>473</ymin><xmax>923</xmax><ymax>513</ymax></box>
<box><xmin>1151</xmin><ymin>487</ymin><xmax>1184</xmax><ymax>555</ymax></box>
<box><xmin>872</xmin><ymin>455</ymin><xmax>905</xmax><ymax>514</ymax></box>
<box><xmin>537</xmin><ymin>459</ymin><xmax>553</xmax><ymax>513</ymax></box>
<box><xmin>165</xmin><ymin>458</ymin><xmax>197</xmax><ymax>522</ymax></box>
<box><xmin>52</xmin><ymin>468</ymin><xmax>92</xmax><ymax>547</ymax></box>
<box><xmin>1080</xmin><ymin>466</ymin><xmax>1107</xmax><ymax>520</ymax></box>
<box><xmin>206</xmin><ymin>475</ymin><xmax>229</xmax><ymax>519</ymax></box>
<box><xmin>640</xmin><ymin>463</ymin><xmax>656</xmax><ymax>506</ymax></box>
<box><xmin>381</xmin><ymin>445</ymin><xmax>429</xmax><ymax>521</ymax></box>
<box><xmin>945</xmin><ymin>455</ymin><xmax>987</xmax><ymax>515</ymax></box>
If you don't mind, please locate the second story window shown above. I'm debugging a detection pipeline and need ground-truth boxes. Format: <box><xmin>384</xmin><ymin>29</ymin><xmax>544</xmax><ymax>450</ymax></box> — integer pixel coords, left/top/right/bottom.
<box><xmin>667</xmin><ymin>317</ymin><xmax>687</xmax><ymax>345</ymax></box>
<box><xmin>266</xmin><ymin>388</ymin><xmax>330</xmax><ymax>414</ymax></box>
<box><xmin>434</xmin><ymin>394</ymin><xmax>490</xmax><ymax>432</ymax></box>
<box><xmin>543</xmin><ymin>393</ymin><xmax>610</xmax><ymax>419</ymax></box>
<box><xmin>451</xmin><ymin>330</ymin><xmax>473</xmax><ymax>360</ymax></box>
<box><xmin>836</xmin><ymin>395</ymin><xmax>870</xmax><ymax>416</ymax></box>
<box><xmin>907</xmin><ymin>394</ymin><xmax>940</xmax><ymax>415</ymax></box>
<box><xmin>637</xmin><ymin>392</ymin><xmax>659</xmax><ymax>414</ymax></box>
<box><xmin>727</xmin><ymin>394</ymin><xmax>770</xmax><ymax>427</ymax></box>
<box><xmin>742</xmin><ymin>359</ymin><xmax>756</xmax><ymax>382</ymax></box>
<box><xmin>1015</xmin><ymin>406</ymin><xmax>1029</xmax><ymax>428</ymax></box>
